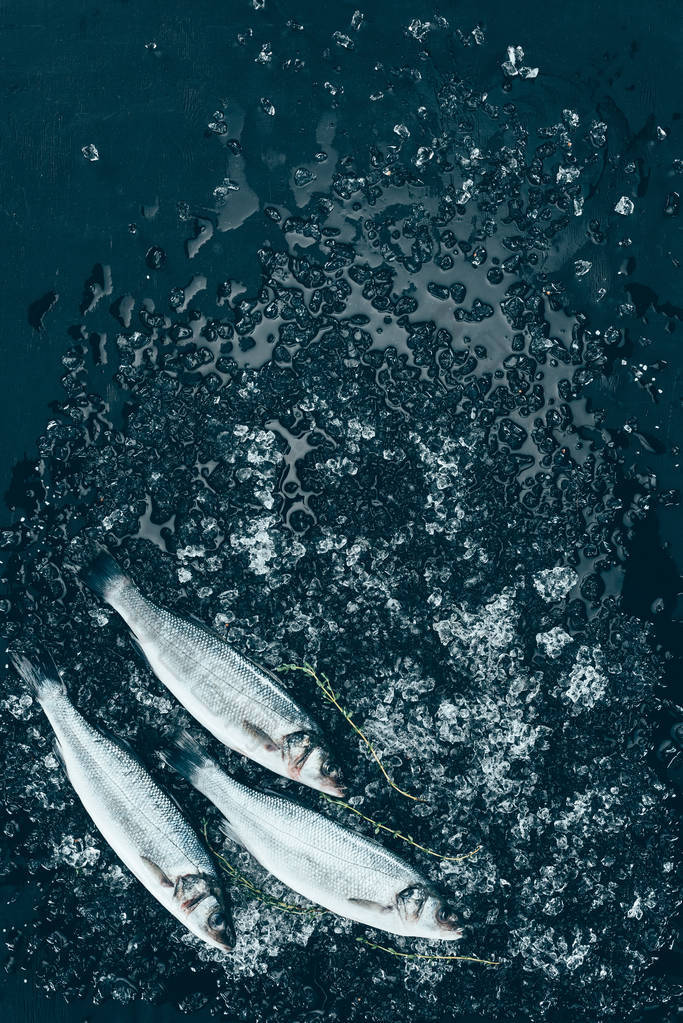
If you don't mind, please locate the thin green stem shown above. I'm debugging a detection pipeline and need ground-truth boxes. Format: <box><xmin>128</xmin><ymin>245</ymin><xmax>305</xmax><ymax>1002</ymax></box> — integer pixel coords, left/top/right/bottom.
<box><xmin>203</xmin><ymin>821</ymin><xmax>325</xmax><ymax>917</ymax></box>
<box><xmin>202</xmin><ymin>832</ymin><xmax>497</xmax><ymax>965</ymax></box>
<box><xmin>356</xmin><ymin>936</ymin><xmax>500</xmax><ymax>966</ymax></box>
<box><xmin>278</xmin><ymin>662</ymin><xmax>424</xmax><ymax>802</ymax></box>
<box><xmin>321</xmin><ymin>794</ymin><xmax>481</xmax><ymax>863</ymax></box>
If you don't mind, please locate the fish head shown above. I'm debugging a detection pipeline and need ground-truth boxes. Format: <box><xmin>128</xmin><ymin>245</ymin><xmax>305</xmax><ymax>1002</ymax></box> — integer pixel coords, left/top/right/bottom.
<box><xmin>395</xmin><ymin>883</ymin><xmax>463</xmax><ymax>941</ymax></box>
<box><xmin>283</xmin><ymin>733</ymin><xmax>346</xmax><ymax>795</ymax></box>
<box><xmin>178</xmin><ymin>874</ymin><xmax>235</xmax><ymax>951</ymax></box>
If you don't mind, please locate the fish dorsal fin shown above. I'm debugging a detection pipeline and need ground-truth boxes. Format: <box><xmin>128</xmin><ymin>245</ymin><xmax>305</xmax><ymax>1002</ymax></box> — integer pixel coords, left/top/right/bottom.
<box><xmin>157</xmin><ymin>773</ymin><xmax>188</xmax><ymax>816</ymax></box>
<box><xmin>97</xmin><ymin>727</ymin><xmax>187</xmax><ymax>816</ymax></box>
<box><xmin>262</xmin><ymin>785</ymin><xmax>286</xmax><ymax>798</ymax></box>
<box><xmin>97</xmin><ymin>722</ymin><xmax>139</xmax><ymax>758</ymax></box>
<box><xmin>140</xmin><ymin>855</ymin><xmax>174</xmax><ymax>888</ymax></box>
<box><xmin>242</xmin><ymin>720</ymin><xmax>279</xmax><ymax>753</ymax></box>
<box><xmin>175</xmin><ymin>608</ymin><xmax>228</xmax><ymax>639</ymax></box>
<box><xmin>347</xmin><ymin>896</ymin><xmax>393</xmax><ymax>914</ymax></box>
<box><xmin>186</xmin><ymin>610</ymin><xmax>217</xmax><ymax>629</ymax></box>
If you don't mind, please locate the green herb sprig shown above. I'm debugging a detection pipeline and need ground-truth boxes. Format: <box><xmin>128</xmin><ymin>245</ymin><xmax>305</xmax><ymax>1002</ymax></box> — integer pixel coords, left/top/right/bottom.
<box><xmin>356</xmin><ymin>936</ymin><xmax>500</xmax><ymax>966</ymax></box>
<box><xmin>203</xmin><ymin>821</ymin><xmax>325</xmax><ymax>917</ymax></box>
<box><xmin>277</xmin><ymin>661</ymin><xmax>423</xmax><ymax>801</ymax></box>
<box><xmin>321</xmin><ymin>794</ymin><xmax>480</xmax><ymax>864</ymax></box>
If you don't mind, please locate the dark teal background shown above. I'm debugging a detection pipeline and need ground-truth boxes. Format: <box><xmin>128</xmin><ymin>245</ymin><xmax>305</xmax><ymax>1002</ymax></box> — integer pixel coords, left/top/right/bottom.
<box><xmin>1</xmin><ymin>1</ymin><xmax>680</xmax><ymax>1020</ymax></box>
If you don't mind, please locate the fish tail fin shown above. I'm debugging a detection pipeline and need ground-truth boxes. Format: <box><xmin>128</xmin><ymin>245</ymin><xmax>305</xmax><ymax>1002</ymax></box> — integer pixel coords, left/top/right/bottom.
<box><xmin>8</xmin><ymin>646</ymin><xmax>67</xmax><ymax>705</ymax></box>
<box><xmin>81</xmin><ymin>546</ymin><xmax>132</xmax><ymax>607</ymax></box>
<box><xmin>160</xmin><ymin>730</ymin><xmax>216</xmax><ymax>792</ymax></box>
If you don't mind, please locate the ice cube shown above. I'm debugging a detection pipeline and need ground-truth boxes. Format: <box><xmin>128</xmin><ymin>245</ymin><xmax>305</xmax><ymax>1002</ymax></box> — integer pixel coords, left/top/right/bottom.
<box><xmin>533</xmin><ymin>566</ymin><xmax>578</xmax><ymax>602</ymax></box>
<box><xmin>557</xmin><ymin>166</ymin><xmax>580</xmax><ymax>184</ymax></box>
<box><xmin>614</xmin><ymin>196</ymin><xmax>635</xmax><ymax>216</ymax></box>
<box><xmin>332</xmin><ymin>31</ymin><xmax>354</xmax><ymax>50</ymax></box>
<box><xmin>536</xmin><ymin>627</ymin><xmax>573</xmax><ymax>659</ymax></box>
<box><xmin>293</xmin><ymin>168</ymin><xmax>316</xmax><ymax>186</ymax></box>
<box><xmin>589</xmin><ymin>121</ymin><xmax>607</xmax><ymax>146</ymax></box>
<box><xmin>414</xmin><ymin>146</ymin><xmax>434</xmax><ymax>168</ymax></box>
<box><xmin>564</xmin><ymin>647</ymin><xmax>607</xmax><ymax>709</ymax></box>
<box><xmin>406</xmin><ymin>19</ymin><xmax>431</xmax><ymax>41</ymax></box>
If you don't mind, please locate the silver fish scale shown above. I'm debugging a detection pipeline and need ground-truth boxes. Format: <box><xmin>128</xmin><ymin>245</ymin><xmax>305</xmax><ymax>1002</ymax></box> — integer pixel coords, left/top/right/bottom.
<box><xmin>207</xmin><ymin>770</ymin><xmax>424</xmax><ymax>904</ymax></box>
<box><xmin>124</xmin><ymin>588</ymin><xmax>316</xmax><ymax>739</ymax></box>
<box><xmin>46</xmin><ymin>693</ymin><xmax>215</xmax><ymax>879</ymax></box>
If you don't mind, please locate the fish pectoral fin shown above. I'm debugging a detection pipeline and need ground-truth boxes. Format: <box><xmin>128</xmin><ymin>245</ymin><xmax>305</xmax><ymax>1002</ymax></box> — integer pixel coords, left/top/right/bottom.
<box><xmin>219</xmin><ymin>818</ymin><xmax>246</xmax><ymax>849</ymax></box>
<box><xmin>347</xmin><ymin>897</ymin><xmax>393</xmax><ymax>914</ymax></box>
<box><xmin>140</xmin><ymin>856</ymin><xmax>174</xmax><ymax>889</ymax></box>
<box><xmin>242</xmin><ymin>720</ymin><xmax>279</xmax><ymax>753</ymax></box>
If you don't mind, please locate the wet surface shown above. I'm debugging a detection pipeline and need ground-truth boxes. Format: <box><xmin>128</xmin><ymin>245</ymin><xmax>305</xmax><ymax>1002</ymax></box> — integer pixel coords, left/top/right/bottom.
<box><xmin>1</xmin><ymin>2</ymin><xmax>681</xmax><ymax>1021</ymax></box>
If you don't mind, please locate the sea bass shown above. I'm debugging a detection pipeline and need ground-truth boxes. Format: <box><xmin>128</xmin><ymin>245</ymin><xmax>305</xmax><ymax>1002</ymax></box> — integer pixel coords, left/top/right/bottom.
<box><xmin>10</xmin><ymin>649</ymin><xmax>234</xmax><ymax>952</ymax></box>
<box><xmin>83</xmin><ymin>550</ymin><xmax>344</xmax><ymax>796</ymax></box>
<box><xmin>162</xmin><ymin>731</ymin><xmax>463</xmax><ymax>942</ymax></box>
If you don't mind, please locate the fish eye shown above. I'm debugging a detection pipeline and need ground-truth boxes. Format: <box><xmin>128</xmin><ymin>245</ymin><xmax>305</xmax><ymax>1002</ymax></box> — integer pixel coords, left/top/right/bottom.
<box><xmin>436</xmin><ymin>904</ymin><xmax>457</xmax><ymax>924</ymax></box>
<box><xmin>208</xmin><ymin>911</ymin><xmax>225</xmax><ymax>929</ymax></box>
<box><xmin>320</xmin><ymin>758</ymin><xmax>335</xmax><ymax>776</ymax></box>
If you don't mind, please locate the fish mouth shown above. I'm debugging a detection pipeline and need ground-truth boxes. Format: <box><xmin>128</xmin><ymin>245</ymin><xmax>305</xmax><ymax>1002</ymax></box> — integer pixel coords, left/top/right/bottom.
<box><xmin>305</xmin><ymin>762</ymin><xmax>346</xmax><ymax>797</ymax></box>
<box><xmin>436</xmin><ymin>912</ymin><xmax>463</xmax><ymax>937</ymax></box>
<box><xmin>284</xmin><ymin>735</ymin><xmax>346</xmax><ymax>796</ymax></box>
<box><xmin>440</xmin><ymin>921</ymin><xmax>463</xmax><ymax>936</ymax></box>
<box><xmin>435</xmin><ymin>901</ymin><xmax>462</xmax><ymax>935</ymax></box>
<box><xmin>207</xmin><ymin>919</ymin><xmax>236</xmax><ymax>952</ymax></box>
<box><xmin>290</xmin><ymin>767</ymin><xmax>346</xmax><ymax>797</ymax></box>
